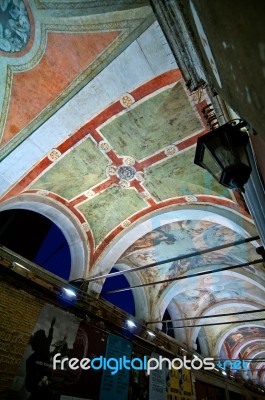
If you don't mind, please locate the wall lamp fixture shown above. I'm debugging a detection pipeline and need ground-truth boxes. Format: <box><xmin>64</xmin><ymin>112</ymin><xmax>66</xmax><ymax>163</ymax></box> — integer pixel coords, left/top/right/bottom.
<box><xmin>194</xmin><ymin>120</ymin><xmax>251</xmax><ymax>192</ymax></box>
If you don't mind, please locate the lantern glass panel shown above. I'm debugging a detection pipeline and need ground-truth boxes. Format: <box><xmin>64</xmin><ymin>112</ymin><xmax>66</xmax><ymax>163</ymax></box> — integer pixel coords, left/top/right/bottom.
<box><xmin>202</xmin><ymin>146</ymin><xmax>222</xmax><ymax>180</ymax></box>
<box><xmin>207</xmin><ymin>134</ymin><xmax>239</xmax><ymax>169</ymax></box>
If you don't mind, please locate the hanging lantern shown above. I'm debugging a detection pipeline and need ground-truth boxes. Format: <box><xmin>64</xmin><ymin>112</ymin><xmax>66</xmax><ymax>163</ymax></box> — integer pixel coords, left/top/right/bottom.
<box><xmin>194</xmin><ymin>121</ymin><xmax>252</xmax><ymax>192</ymax></box>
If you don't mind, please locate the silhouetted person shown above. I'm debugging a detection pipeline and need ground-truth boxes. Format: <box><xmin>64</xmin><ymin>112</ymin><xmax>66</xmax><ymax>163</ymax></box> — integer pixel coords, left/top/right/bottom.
<box><xmin>25</xmin><ymin>317</ymin><xmax>56</xmax><ymax>399</ymax></box>
<box><xmin>51</xmin><ymin>335</ymin><xmax>68</xmax><ymax>359</ymax></box>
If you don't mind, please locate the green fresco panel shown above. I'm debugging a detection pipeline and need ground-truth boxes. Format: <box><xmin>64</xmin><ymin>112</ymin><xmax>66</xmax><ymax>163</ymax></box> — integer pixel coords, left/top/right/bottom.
<box><xmin>144</xmin><ymin>148</ymin><xmax>232</xmax><ymax>201</ymax></box>
<box><xmin>30</xmin><ymin>138</ymin><xmax>108</xmax><ymax>200</ymax></box>
<box><xmin>78</xmin><ymin>186</ymin><xmax>146</xmax><ymax>246</ymax></box>
<box><xmin>100</xmin><ymin>83</ymin><xmax>203</xmax><ymax>160</ymax></box>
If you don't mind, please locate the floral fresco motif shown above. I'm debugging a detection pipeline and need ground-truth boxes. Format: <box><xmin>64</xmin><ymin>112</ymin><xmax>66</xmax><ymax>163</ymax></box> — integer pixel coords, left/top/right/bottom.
<box><xmin>0</xmin><ymin>0</ymin><xmax>30</xmax><ymax>52</ymax></box>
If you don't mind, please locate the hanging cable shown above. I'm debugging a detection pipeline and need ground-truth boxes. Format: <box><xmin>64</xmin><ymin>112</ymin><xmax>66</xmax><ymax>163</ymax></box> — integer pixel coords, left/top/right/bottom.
<box><xmin>164</xmin><ymin>317</ymin><xmax>265</xmax><ymax>329</ymax></box>
<box><xmin>147</xmin><ymin>307</ymin><xmax>265</xmax><ymax>325</ymax></box>
<box><xmin>82</xmin><ymin>235</ymin><xmax>259</xmax><ymax>283</ymax></box>
<box><xmin>101</xmin><ymin>258</ymin><xmax>263</xmax><ymax>295</ymax></box>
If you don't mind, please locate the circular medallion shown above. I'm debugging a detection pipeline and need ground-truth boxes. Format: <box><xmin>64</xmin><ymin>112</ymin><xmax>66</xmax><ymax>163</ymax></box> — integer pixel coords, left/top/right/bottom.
<box><xmin>165</xmin><ymin>145</ymin><xmax>178</xmax><ymax>156</ymax></box>
<box><xmin>119</xmin><ymin>180</ymin><xmax>130</xmax><ymax>189</ymax></box>
<box><xmin>99</xmin><ymin>141</ymin><xmax>111</xmax><ymax>152</ymax></box>
<box><xmin>82</xmin><ymin>222</ymin><xmax>90</xmax><ymax>232</ymax></box>
<box><xmin>48</xmin><ymin>148</ymin><xmax>61</xmax><ymax>161</ymax></box>
<box><xmin>85</xmin><ymin>190</ymin><xmax>95</xmax><ymax>199</ymax></box>
<box><xmin>117</xmin><ymin>165</ymin><xmax>136</xmax><ymax>181</ymax></box>
<box><xmin>121</xmin><ymin>220</ymin><xmax>131</xmax><ymax>228</ymax></box>
<box><xmin>107</xmin><ymin>165</ymin><xmax>117</xmax><ymax>176</ymax></box>
<box><xmin>120</xmin><ymin>93</ymin><xmax>135</xmax><ymax>108</ymax></box>
<box><xmin>185</xmin><ymin>195</ymin><xmax>198</xmax><ymax>203</ymax></box>
<box><xmin>123</xmin><ymin>156</ymin><xmax>135</xmax><ymax>166</ymax></box>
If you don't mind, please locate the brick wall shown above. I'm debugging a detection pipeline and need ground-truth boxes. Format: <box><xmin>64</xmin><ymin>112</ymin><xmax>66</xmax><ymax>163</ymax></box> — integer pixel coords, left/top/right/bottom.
<box><xmin>0</xmin><ymin>280</ymin><xmax>44</xmax><ymax>398</ymax></box>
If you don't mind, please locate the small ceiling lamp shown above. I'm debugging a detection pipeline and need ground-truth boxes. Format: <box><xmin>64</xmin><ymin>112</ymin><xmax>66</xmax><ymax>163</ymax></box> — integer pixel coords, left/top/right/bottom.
<box><xmin>194</xmin><ymin>120</ymin><xmax>251</xmax><ymax>192</ymax></box>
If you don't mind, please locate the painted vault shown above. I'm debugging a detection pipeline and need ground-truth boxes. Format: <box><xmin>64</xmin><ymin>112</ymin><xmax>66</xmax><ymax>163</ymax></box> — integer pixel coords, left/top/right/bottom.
<box><xmin>0</xmin><ymin>0</ymin><xmax>265</xmax><ymax>386</ymax></box>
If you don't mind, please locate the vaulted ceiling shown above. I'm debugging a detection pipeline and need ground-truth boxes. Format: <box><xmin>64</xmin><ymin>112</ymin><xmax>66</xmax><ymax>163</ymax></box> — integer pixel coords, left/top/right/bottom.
<box><xmin>0</xmin><ymin>0</ymin><xmax>265</xmax><ymax>385</ymax></box>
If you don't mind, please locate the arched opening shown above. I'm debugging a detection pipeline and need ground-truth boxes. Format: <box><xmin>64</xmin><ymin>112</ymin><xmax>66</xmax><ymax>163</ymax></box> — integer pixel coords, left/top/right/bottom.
<box><xmin>100</xmin><ymin>267</ymin><xmax>135</xmax><ymax>315</ymax></box>
<box><xmin>0</xmin><ymin>209</ymin><xmax>71</xmax><ymax>280</ymax></box>
<box><xmin>196</xmin><ymin>328</ymin><xmax>211</xmax><ymax>356</ymax></box>
<box><xmin>162</xmin><ymin>308</ymin><xmax>174</xmax><ymax>338</ymax></box>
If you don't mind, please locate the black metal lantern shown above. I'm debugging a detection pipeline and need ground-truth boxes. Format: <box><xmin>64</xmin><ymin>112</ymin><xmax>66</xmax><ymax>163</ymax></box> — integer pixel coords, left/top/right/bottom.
<box><xmin>194</xmin><ymin>121</ymin><xmax>251</xmax><ymax>192</ymax></box>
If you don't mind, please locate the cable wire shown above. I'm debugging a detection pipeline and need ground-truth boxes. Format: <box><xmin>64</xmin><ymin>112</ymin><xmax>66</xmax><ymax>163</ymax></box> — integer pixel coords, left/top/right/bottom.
<box><xmin>102</xmin><ymin>258</ymin><xmax>263</xmax><ymax>295</ymax></box>
<box><xmin>83</xmin><ymin>235</ymin><xmax>259</xmax><ymax>283</ymax></box>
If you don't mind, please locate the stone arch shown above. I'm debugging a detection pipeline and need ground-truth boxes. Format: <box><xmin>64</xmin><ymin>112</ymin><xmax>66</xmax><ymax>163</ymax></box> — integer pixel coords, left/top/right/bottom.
<box><xmin>251</xmin><ymin>361</ymin><xmax>265</xmax><ymax>383</ymax></box>
<box><xmin>101</xmin><ymin>262</ymin><xmax>149</xmax><ymax>321</ymax></box>
<box><xmin>167</xmin><ymin>301</ymin><xmax>187</xmax><ymax>344</ymax></box>
<box><xmin>232</xmin><ymin>338</ymin><xmax>265</xmax><ymax>359</ymax></box>
<box><xmin>153</xmin><ymin>268</ymin><xmax>265</xmax><ymax>350</ymax></box>
<box><xmin>214</xmin><ymin>324</ymin><xmax>265</xmax><ymax>357</ymax></box>
<box><xmin>189</xmin><ymin>301</ymin><xmax>261</xmax><ymax>352</ymax></box>
<box><xmin>247</xmin><ymin>349</ymin><xmax>265</xmax><ymax>360</ymax></box>
<box><xmin>149</xmin><ymin>276</ymin><xmax>200</xmax><ymax>324</ymax></box>
<box><xmin>0</xmin><ymin>193</ymin><xmax>89</xmax><ymax>280</ymax></box>
<box><xmin>154</xmin><ymin>269</ymin><xmax>265</xmax><ymax>325</ymax></box>
<box><xmin>90</xmin><ymin>205</ymin><xmax>258</xmax><ymax>293</ymax></box>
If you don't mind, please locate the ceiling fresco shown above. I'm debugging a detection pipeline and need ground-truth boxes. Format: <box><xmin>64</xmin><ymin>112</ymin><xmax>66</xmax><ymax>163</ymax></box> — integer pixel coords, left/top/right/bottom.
<box><xmin>0</xmin><ymin>0</ymin><xmax>154</xmax><ymax>156</ymax></box>
<box><xmin>27</xmin><ymin>80</ymin><xmax>235</xmax><ymax>246</ymax></box>
<box><xmin>221</xmin><ymin>327</ymin><xmax>265</xmax><ymax>358</ymax></box>
<box><xmin>0</xmin><ymin>0</ymin><xmax>31</xmax><ymax>53</ymax></box>
<box><xmin>0</xmin><ymin>0</ymin><xmax>265</xmax><ymax>386</ymax></box>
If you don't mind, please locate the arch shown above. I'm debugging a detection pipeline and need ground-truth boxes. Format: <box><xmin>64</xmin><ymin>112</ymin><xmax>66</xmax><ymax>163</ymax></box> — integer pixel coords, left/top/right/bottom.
<box><xmin>90</xmin><ymin>206</ymin><xmax>258</xmax><ymax>293</ymax></box>
<box><xmin>149</xmin><ymin>275</ymin><xmax>202</xmax><ymax>323</ymax></box>
<box><xmin>148</xmin><ymin>268</ymin><xmax>265</xmax><ymax>354</ymax></box>
<box><xmin>0</xmin><ymin>194</ymin><xmax>89</xmax><ymax>280</ymax></box>
<box><xmin>247</xmin><ymin>349</ymin><xmax>265</xmax><ymax>360</ymax></box>
<box><xmin>100</xmin><ymin>262</ymin><xmax>149</xmax><ymax>320</ymax></box>
<box><xmin>190</xmin><ymin>301</ymin><xmax>265</xmax><ymax>350</ymax></box>
<box><xmin>196</xmin><ymin>328</ymin><xmax>211</xmax><ymax>356</ymax></box>
<box><xmin>251</xmin><ymin>361</ymin><xmax>265</xmax><ymax>383</ymax></box>
<box><xmin>167</xmin><ymin>301</ymin><xmax>187</xmax><ymax>343</ymax></box>
<box><xmin>154</xmin><ymin>271</ymin><xmax>265</xmax><ymax>335</ymax></box>
<box><xmin>0</xmin><ymin>208</ymin><xmax>72</xmax><ymax>279</ymax></box>
<box><xmin>232</xmin><ymin>338</ymin><xmax>265</xmax><ymax>359</ymax></box>
<box><xmin>190</xmin><ymin>300</ymin><xmax>258</xmax><ymax>354</ymax></box>
<box><xmin>214</xmin><ymin>324</ymin><xmax>265</xmax><ymax>357</ymax></box>
<box><xmin>258</xmin><ymin>368</ymin><xmax>265</xmax><ymax>385</ymax></box>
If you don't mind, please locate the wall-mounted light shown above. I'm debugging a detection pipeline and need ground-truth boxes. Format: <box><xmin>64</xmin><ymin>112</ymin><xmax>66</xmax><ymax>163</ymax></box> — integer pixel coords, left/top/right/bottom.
<box><xmin>147</xmin><ymin>330</ymin><xmax>156</xmax><ymax>338</ymax></box>
<box><xmin>12</xmin><ymin>261</ymin><xmax>30</xmax><ymax>272</ymax></box>
<box><xmin>181</xmin><ymin>348</ymin><xmax>188</xmax><ymax>354</ymax></box>
<box><xmin>126</xmin><ymin>319</ymin><xmax>136</xmax><ymax>329</ymax></box>
<box><xmin>194</xmin><ymin>120</ymin><xmax>251</xmax><ymax>192</ymax></box>
<box><xmin>62</xmin><ymin>287</ymin><xmax>77</xmax><ymax>299</ymax></box>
